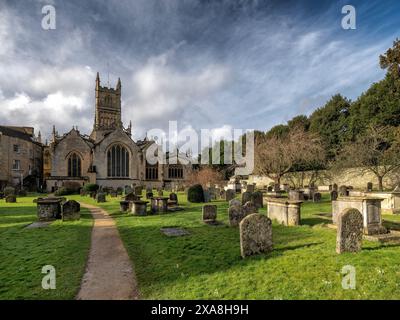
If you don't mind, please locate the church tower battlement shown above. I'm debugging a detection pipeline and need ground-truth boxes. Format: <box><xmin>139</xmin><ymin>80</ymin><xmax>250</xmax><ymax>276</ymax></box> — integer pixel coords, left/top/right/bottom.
<box><xmin>94</xmin><ymin>72</ymin><xmax>122</xmax><ymax>131</ymax></box>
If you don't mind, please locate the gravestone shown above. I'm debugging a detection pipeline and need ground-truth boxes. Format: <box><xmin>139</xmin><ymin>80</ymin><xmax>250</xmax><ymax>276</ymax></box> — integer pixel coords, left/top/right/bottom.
<box><xmin>202</xmin><ymin>204</ymin><xmax>217</xmax><ymax>222</ymax></box>
<box><xmin>228</xmin><ymin>205</ymin><xmax>246</xmax><ymax>227</ymax></box>
<box><xmin>5</xmin><ymin>195</ymin><xmax>16</xmax><ymax>203</ymax></box>
<box><xmin>243</xmin><ymin>201</ymin><xmax>258</xmax><ymax>215</ymax></box>
<box><xmin>203</xmin><ymin>190</ymin><xmax>211</xmax><ymax>203</ymax></box>
<box><xmin>134</xmin><ymin>186</ymin><xmax>143</xmax><ymax>196</ymax></box>
<box><xmin>241</xmin><ymin>191</ymin><xmax>252</xmax><ymax>205</ymax></box>
<box><xmin>124</xmin><ymin>185</ymin><xmax>133</xmax><ymax>195</ymax></box>
<box><xmin>62</xmin><ymin>200</ymin><xmax>80</xmax><ymax>221</ymax></box>
<box><xmin>313</xmin><ymin>192</ymin><xmax>322</xmax><ymax>202</ymax></box>
<box><xmin>146</xmin><ymin>192</ymin><xmax>153</xmax><ymax>199</ymax></box>
<box><xmin>332</xmin><ymin>183</ymin><xmax>338</xmax><ymax>192</ymax></box>
<box><xmin>131</xmin><ymin>200</ymin><xmax>149</xmax><ymax>216</ymax></box>
<box><xmin>96</xmin><ymin>192</ymin><xmax>106</xmax><ymax>203</ymax></box>
<box><xmin>169</xmin><ymin>192</ymin><xmax>178</xmax><ymax>205</ymax></box>
<box><xmin>338</xmin><ymin>185</ymin><xmax>348</xmax><ymax>197</ymax></box>
<box><xmin>120</xmin><ymin>201</ymin><xmax>130</xmax><ymax>212</ymax></box>
<box><xmin>116</xmin><ymin>188</ymin><xmax>123</xmax><ymax>196</ymax></box>
<box><xmin>240</xmin><ymin>214</ymin><xmax>273</xmax><ymax>258</ymax></box>
<box><xmin>330</xmin><ymin>190</ymin><xmax>338</xmax><ymax>201</ymax></box>
<box><xmin>229</xmin><ymin>199</ymin><xmax>241</xmax><ymax>207</ymax></box>
<box><xmin>367</xmin><ymin>182</ymin><xmax>373</xmax><ymax>192</ymax></box>
<box><xmin>336</xmin><ymin>208</ymin><xmax>363</xmax><ymax>254</ymax></box>
<box><xmin>225</xmin><ymin>189</ymin><xmax>235</xmax><ymax>202</ymax></box>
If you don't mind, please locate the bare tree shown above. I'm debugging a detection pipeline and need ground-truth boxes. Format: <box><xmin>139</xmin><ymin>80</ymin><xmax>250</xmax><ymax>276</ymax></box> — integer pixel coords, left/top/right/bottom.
<box><xmin>254</xmin><ymin>128</ymin><xmax>325</xmax><ymax>185</ymax></box>
<box><xmin>336</xmin><ymin>126</ymin><xmax>400</xmax><ymax>191</ymax></box>
<box><xmin>186</xmin><ymin>166</ymin><xmax>225</xmax><ymax>188</ymax></box>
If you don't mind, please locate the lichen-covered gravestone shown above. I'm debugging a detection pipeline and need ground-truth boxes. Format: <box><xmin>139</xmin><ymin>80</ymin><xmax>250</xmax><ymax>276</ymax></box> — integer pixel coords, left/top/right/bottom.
<box><xmin>336</xmin><ymin>208</ymin><xmax>363</xmax><ymax>254</ymax></box>
<box><xmin>240</xmin><ymin>213</ymin><xmax>273</xmax><ymax>258</ymax></box>
<box><xmin>228</xmin><ymin>205</ymin><xmax>246</xmax><ymax>227</ymax></box>
<box><xmin>62</xmin><ymin>200</ymin><xmax>81</xmax><ymax>221</ymax></box>
<box><xmin>202</xmin><ymin>204</ymin><xmax>217</xmax><ymax>222</ymax></box>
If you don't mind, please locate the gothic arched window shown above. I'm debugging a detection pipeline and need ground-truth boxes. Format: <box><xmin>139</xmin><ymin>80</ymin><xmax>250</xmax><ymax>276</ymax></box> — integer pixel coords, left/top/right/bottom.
<box><xmin>68</xmin><ymin>153</ymin><xmax>81</xmax><ymax>177</ymax></box>
<box><xmin>107</xmin><ymin>145</ymin><xmax>129</xmax><ymax>177</ymax></box>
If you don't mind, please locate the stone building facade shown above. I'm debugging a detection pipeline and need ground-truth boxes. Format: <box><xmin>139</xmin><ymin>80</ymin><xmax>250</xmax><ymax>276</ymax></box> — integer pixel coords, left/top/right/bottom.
<box><xmin>44</xmin><ymin>73</ymin><xmax>192</xmax><ymax>192</ymax></box>
<box><xmin>0</xmin><ymin>126</ymin><xmax>43</xmax><ymax>190</ymax></box>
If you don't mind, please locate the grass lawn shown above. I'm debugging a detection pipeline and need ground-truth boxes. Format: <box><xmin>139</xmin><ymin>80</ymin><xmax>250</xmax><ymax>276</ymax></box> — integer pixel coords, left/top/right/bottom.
<box><xmin>71</xmin><ymin>192</ymin><xmax>400</xmax><ymax>300</ymax></box>
<box><xmin>0</xmin><ymin>195</ymin><xmax>92</xmax><ymax>299</ymax></box>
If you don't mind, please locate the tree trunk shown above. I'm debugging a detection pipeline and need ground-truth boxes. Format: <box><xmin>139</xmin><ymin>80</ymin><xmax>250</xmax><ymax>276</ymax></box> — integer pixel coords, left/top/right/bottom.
<box><xmin>377</xmin><ymin>175</ymin><xmax>383</xmax><ymax>191</ymax></box>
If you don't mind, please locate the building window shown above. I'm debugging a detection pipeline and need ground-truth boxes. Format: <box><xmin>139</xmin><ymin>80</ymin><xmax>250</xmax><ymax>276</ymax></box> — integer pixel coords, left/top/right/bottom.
<box><xmin>13</xmin><ymin>144</ymin><xmax>20</xmax><ymax>153</ymax></box>
<box><xmin>168</xmin><ymin>165</ymin><xmax>183</xmax><ymax>179</ymax></box>
<box><xmin>68</xmin><ymin>153</ymin><xmax>81</xmax><ymax>177</ymax></box>
<box><xmin>12</xmin><ymin>160</ymin><xmax>20</xmax><ymax>170</ymax></box>
<box><xmin>145</xmin><ymin>164</ymin><xmax>158</xmax><ymax>180</ymax></box>
<box><xmin>107</xmin><ymin>145</ymin><xmax>129</xmax><ymax>177</ymax></box>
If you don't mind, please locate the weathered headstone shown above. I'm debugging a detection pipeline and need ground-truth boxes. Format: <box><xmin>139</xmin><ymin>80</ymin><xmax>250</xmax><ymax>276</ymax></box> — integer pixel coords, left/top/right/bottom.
<box><xmin>225</xmin><ymin>189</ymin><xmax>235</xmax><ymax>202</ymax></box>
<box><xmin>131</xmin><ymin>200</ymin><xmax>149</xmax><ymax>216</ymax></box>
<box><xmin>330</xmin><ymin>190</ymin><xmax>338</xmax><ymax>201</ymax></box>
<box><xmin>62</xmin><ymin>200</ymin><xmax>80</xmax><ymax>221</ymax></box>
<box><xmin>203</xmin><ymin>190</ymin><xmax>211</xmax><ymax>203</ymax></box>
<box><xmin>240</xmin><ymin>213</ymin><xmax>273</xmax><ymax>258</ymax></box>
<box><xmin>251</xmin><ymin>191</ymin><xmax>263</xmax><ymax>209</ymax></box>
<box><xmin>202</xmin><ymin>204</ymin><xmax>217</xmax><ymax>222</ymax></box>
<box><xmin>96</xmin><ymin>192</ymin><xmax>106</xmax><ymax>203</ymax></box>
<box><xmin>332</xmin><ymin>183</ymin><xmax>338</xmax><ymax>192</ymax></box>
<box><xmin>229</xmin><ymin>199</ymin><xmax>241</xmax><ymax>207</ymax></box>
<box><xmin>338</xmin><ymin>185</ymin><xmax>348</xmax><ymax>197</ymax></box>
<box><xmin>336</xmin><ymin>208</ymin><xmax>363</xmax><ymax>254</ymax></box>
<box><xmin>243</xmin><ymin>201</ymin><xmax>258</xmax><ymax>215</ymax></box>
<box><xmin>169</xmin><ymin>192</ymin><xmax>178</xmax><ymax>205</ymax></box>
<box><xmin>367</xmin><ymin>182</ymin><xmax>373</xmax><ymax>192</ymax></box>
<box><xmin>313</xmin><ymin>192</ymin><xmax>322</xmax><ymax>202</ymax></box>
<box><xmin>228</xmin><ymin>205</ymin><xmax>246</xmax><ymax>227</ymax></box>
<box><xmin>241</xmin><ymin>191</ymin><xmax>252</xmax><ymax>205</ymax></box>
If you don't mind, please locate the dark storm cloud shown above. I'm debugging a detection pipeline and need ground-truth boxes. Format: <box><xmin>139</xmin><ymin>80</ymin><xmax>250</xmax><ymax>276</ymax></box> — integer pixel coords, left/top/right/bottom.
<box><xmin>0</xmin><ymin>0</ymin><xmax>399</xmax><ymax>140</ymax></box>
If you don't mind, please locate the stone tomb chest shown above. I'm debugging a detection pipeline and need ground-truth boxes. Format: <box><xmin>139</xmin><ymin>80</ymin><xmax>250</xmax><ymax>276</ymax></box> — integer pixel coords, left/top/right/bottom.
<box><xmin>265</xmin><ymin>198</ymin><xmax>302</xmax><ymax>226</ymax></box>
<box><xmin>37</xmin><ymin>198</ymin><xmax>63</xmax><ymax>221</ymax></box>
<box><xmin>332</xmin><ymin>196</ymin><xmax>386</xmax><ymax>235</ymax></box>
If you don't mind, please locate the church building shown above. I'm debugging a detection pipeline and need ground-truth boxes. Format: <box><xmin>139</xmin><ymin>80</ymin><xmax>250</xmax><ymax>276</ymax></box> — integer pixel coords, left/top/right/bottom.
<box><xmin>44</xmin><ymin>73</ymin><xmax>192</xmax><ymax>192</ymax></box>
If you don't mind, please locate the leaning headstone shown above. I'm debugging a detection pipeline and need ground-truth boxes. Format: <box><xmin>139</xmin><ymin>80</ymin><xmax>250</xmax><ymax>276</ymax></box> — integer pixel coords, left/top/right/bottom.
<box><xmin>241</xmin><ymin>191</ymin><xmax>252</xmax><ymax>205</ymax></box>
<box><xmin>313</xmin><ymin>192</ymin><xmax>322</xmax><ymax>202</ymax></box>
<box><xmin>336</xmin><ymin>208</ymin><xmax>363</xmax><ymax>254</ymax></box>
<box><xmin>243</xmin><ymin>201</ymin><xmax>258</xmax><ymax>215</ymax></box>
<box><xmin>96</xmin><ymin>192</ymin><xmax>106</xmax><ymax>203</ymax></box>
<box><xmin>330</xmin><ymin>190</ymin><xmax>338</xmax><ymax>201</ymax></box>
<box><xmin>367</xmin><ymin>182</ymin><xmax>373</xmax><ymax>192</ymax></box>
<box><xmin>228</xmin><ymin>205</ymin><xmax>246</xmax><ymax>227</ymax></box>
<box><xmin>5</xmin><ymin>195</ymin><xmax>16</xmax><ymax>203</ymax></box>
<box><xmin>62</xmin><ymin>200</ymin><xmax>80</xmax><ymax>221</ymax></box>
<box><xmin>229</xmin><ymin>199</ymin><xmax>241</xmax><ymax>207</ymax></box>
<box><xmin>240</xmin><ymin>214</ymin><xmax>273</xmax><ymax>258</ymax></box>
<box><xmin>252</xmin><ymin>191</ymin><xmax>263</xmax><ymax>209</ymax></box>
<box><xmin>202</xmin><ymin>204</ymin><xmax>217</xmax><ymax>222</ymax></box>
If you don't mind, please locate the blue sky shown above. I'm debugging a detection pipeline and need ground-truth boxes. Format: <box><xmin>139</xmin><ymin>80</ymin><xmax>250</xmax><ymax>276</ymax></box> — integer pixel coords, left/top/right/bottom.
<box><xmin>0</xmin><ymin>0</ymin><xmax>399</xmax><ymax>140</ymax></box>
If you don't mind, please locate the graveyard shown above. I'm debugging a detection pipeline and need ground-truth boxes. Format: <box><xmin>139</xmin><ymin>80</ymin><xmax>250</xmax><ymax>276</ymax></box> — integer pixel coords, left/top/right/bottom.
<box><xmin>2</xmin><ymin>188</ymin><xmax>400</xmax><ymax>300</ymax></box>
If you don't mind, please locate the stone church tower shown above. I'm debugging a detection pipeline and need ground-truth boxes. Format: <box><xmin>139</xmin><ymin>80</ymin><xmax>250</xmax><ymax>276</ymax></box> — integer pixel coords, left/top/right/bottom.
<box><xmin>43</xmin><ymin>73</ymin><xmax>191</xmax><ymax>192</ymax></box>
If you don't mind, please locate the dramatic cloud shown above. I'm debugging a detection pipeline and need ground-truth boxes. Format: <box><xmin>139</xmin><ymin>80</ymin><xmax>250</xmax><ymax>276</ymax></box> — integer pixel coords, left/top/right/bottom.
<box><xmin>0</xmin><ymin>0</ymin><xmax>399</xmax><ymax>141</ymax></box>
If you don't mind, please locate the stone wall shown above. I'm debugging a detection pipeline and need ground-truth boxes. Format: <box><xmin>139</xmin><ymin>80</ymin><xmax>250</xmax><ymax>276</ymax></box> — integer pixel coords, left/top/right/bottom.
<box><xmin>248</xmin><ymin>166</ymin><xmax>400</xmax><ymax>191</ymax></box>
